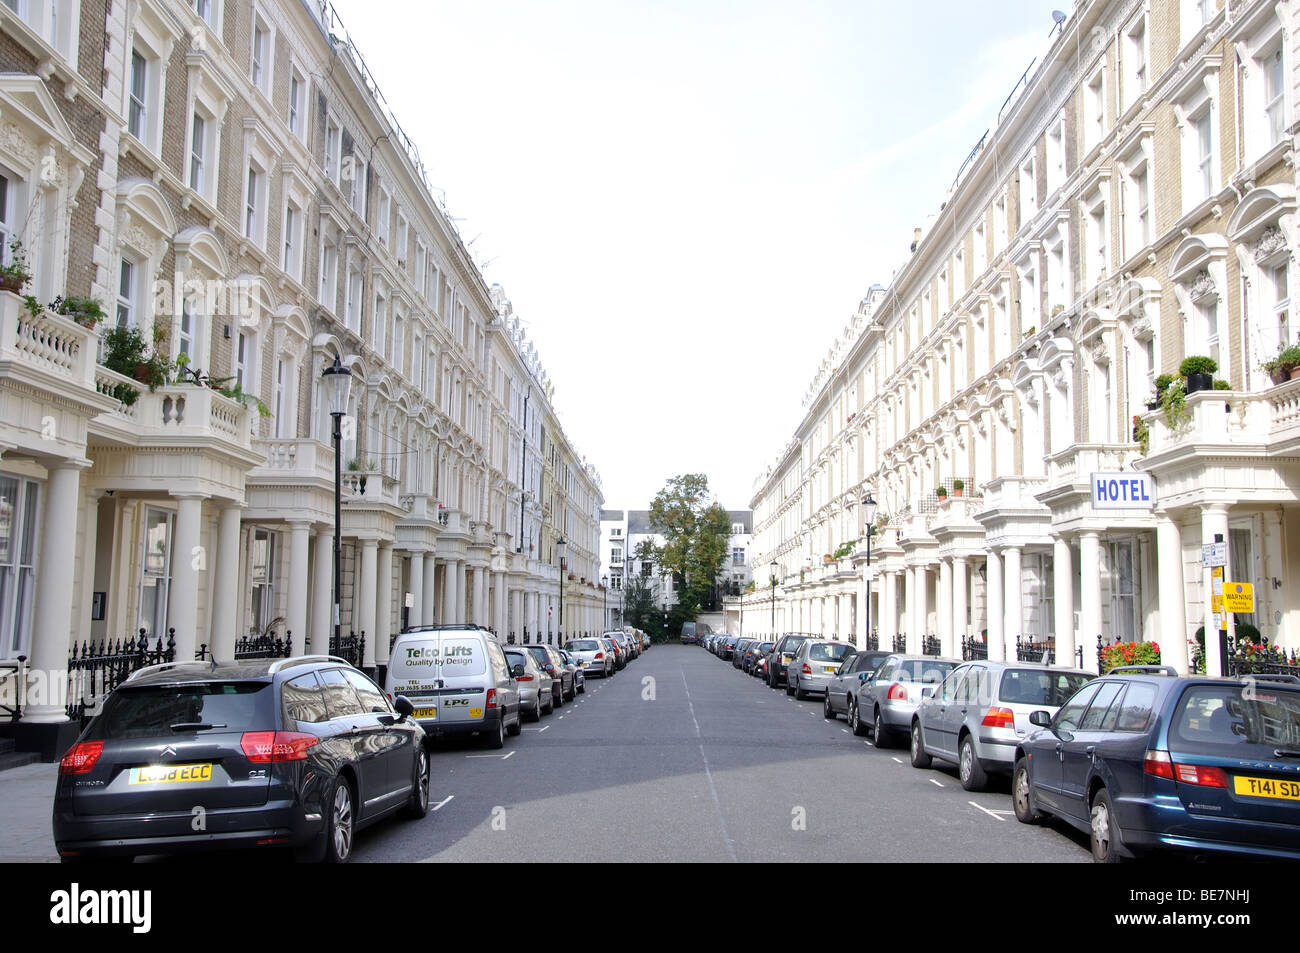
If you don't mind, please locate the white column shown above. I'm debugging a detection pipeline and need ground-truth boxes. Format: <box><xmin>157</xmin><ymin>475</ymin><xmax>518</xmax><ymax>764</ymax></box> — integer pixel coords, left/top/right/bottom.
<box><xmin>212</xmin><ymin>506</ymin><xmax>244</xmax><ymax>659</ymax></box>
<box><xmin>23</xmin><ymin>461</ymin><xmax>85</xmax><ymax>723</ymax></box>
<box><xmin>858</xmin><ymin>564</ymin><xmax>871</xmax><ymax>646</ymax></box>
<box><xmin>358</xmin><ymin>538</ymin><xmax>378</xmax><ymax>669</ymax></box>
<box><xmin>1053</xmin><ymin>535</ymin><xmax>1075</xmax><ymax>668</ymax></box>
<box><xmin>882</xmin><ymin>571</ymin><xmax>896</xmax><ymax>648</ymax></box>
<box><xmin>439</xmin><ymin>560</ymin><xmax>455</xmax><ymax>623</ymax></box>
<box><xmin>422</xmin><ymin>554</ymin><xmax>437</xmax><ymax>626</ymax></box>
<box><xmin>167</xmin><ymin>494</ymin><xmax>205</xmax><ymax>662</ymax></box>
<box><xmin>1004</xmin><ymin>545</ymin><xmax>1022</xmax><ymax>661</ymax></box>
<box><xmin>939</xmin><ymin>558</ymin><xmax>953</xmax><ymax>658</ymax></box>
<box><xmin>1157</xmin><ymin>515</ymin><xmax>1189</xmax><ymax>674</ymax></box>
<box><xmin>1080</xmin><ymin>531</ymin><xmax>1102</xmax><ymax>673</ymax></box>
<box><xmin>952</xmin><ymin>555</ymin><xmax>968</xmax><ymax>652</ymax></box>
<box><xmin>286</xmin><ymin>521</ymin><xmax>310</xmax><ymax>654</ymax></box>
<box><xmin>914</xmin><ymin>565</ymin><xmax>928</xmax><ymax>654</ymax></box>
<box><xmin>409</xmin><ymin>551</ymin><xmax>424</xmax><ymax>632</ymax></box>
<box><xmin>986</xmin><ymin>550</ymin><xmax>1004</xmax><ymax>661</ymax></box>
<box><xmin>903</xmin><ymin>567</ymin><xmax>916</xmax><ymax>654</ymax></box>
<box><xmin>510</xmin><ymin>586</ymin><xmax>523</xmax><ymax>641</ymax></box>
<box><xmin>375</xmin><ymin>543</ymin><xmax>393</xmax><ymax>666</ymax></box>
<box><xmin>494</xmin><ymin>570</ymin><xmax>508</xmax><ymax>637</ymax></box>
<box><xmin>456</xmin><ymin>561</ymin><xmax>468</xmax><ymax>625</ymax></box>
<box><xmin>473</xmin><ymin>565</ymin><xmax>487</xmax><ymax>626</ymax></box>
<box><xmin>1201</xmin><ymin>504</ymin><xmax>1230</xmax><ymax>677</ymax></box>
<box><xmin>310</xmin><ymin>528</ymin><xmax>332</xmax><ymax>655</ymax></box>
<box><xmin>77</xmin><ymin>489</ymin><xmax>102</xmax><ymax>644</ymax></box>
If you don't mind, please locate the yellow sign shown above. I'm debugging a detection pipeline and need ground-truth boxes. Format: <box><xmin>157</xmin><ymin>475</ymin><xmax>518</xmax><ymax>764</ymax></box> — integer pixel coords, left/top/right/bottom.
<box><xmin>1213</xmin><ymin>582</ymin><xmax>1254</xmax><ymax>613</ymax></box>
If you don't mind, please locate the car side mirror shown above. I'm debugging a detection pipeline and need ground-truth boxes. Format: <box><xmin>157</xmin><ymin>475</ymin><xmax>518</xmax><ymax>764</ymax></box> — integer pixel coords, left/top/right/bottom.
<box><xmin>512</xmin><ymin>663</ymin><xmax>525</xmax><ymax>678</ymax></box>
<box><xmin>393</xmin><ymin>695</ymin><xmax>414</xmax><ymax>721</ymax></box>
<box><xmin>921</xmin><ymin>686</ymin><xmax>936</xmax><ymax>699</ymax></box>
<box><xmin>859</xmin><ymin>672</ymin><xmax>871</xmax><ymax>682</ymax></box>
<box><xmin>1029</xmin><ymin>710</ymin><xmax>1052</xmax><ymax>728</ymax></box>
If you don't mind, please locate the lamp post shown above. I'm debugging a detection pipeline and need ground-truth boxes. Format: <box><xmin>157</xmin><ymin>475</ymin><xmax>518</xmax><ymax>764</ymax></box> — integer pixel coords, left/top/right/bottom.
<box><xmin>861</xmin><ymin>492</ymin><xmax>877</xmax><ymax>647</ymax></box>
<box><xmin>556</xmin><ymin>537</ymin><xmax>567</xmax><ymax>646</ymax></box>
<box><xmin>322</xmin><ymin>356</ymin><xmax>353</xmax><ymax>653</ymax></box>
<box><xmin>770</xmin><ymin>561</ymin><xmax>778</xmax><ymax>637</ymax></box>
<box><xmin>601</xmin><ymin>575</ymin><xmax>608</xmax><ymax>632</ymax></box>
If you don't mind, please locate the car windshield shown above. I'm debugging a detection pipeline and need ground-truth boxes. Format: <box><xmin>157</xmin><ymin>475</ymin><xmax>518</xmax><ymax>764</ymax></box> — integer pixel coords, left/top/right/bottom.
<box><xmin>809</xmin><ymin>643</ymin><xmax>851</xmax><ymax>662</ymax></box>
<box><xmin>891</xmin><ymin>660</ymin><xmax>955</xmax><ymax>683</ymax></box>
<box><xmin>999</xmin><ymin>670</ymin><xmax>1092</xmax><ymax>706</ymax></box>
<box><xmin>87</xmin><ymin>682</ymin><xmax>272</xmax><ymax>740</ymax></box>
<box><xmin>568</xmin><ymin>640</ymin><xmax>600</xmax><ymax>651</ymax></box>
<box><xmin>1170</xmin><ymin>684</ymin><xmax>1300</xmax><ymax>755</ymax></box>
<box><xmin>781</xmin><ymin>637</ymin><xmax>809</xmax><ymax>653</ymax></box>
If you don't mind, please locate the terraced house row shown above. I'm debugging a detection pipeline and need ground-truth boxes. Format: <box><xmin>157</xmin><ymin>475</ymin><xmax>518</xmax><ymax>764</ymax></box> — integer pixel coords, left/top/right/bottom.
<box><xmin>0</xmin><ymin>0</ymin><xmax>604</xmax><ymax>751</ymax></box>
<box><xmin>742</xmin><ymin>0</ymin><xmax>1298</xmax><ymax>677</ymax></box>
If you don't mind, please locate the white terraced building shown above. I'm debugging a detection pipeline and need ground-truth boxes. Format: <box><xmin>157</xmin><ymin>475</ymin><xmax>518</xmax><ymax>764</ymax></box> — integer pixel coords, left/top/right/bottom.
<box><xmin>0</xmin><ymin>0</ymin><xmax>603</xmax><ymax>757</ymax></box>
<box><xmin>742</xmin><ymin>0</ymin><xmax>1300</xmax><ymax>677</ymax></box>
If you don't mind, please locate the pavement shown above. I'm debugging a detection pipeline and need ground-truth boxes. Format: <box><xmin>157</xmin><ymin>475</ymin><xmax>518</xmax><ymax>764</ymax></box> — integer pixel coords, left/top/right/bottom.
<box><xmin>0</xmin><ymin>761</ymin><xmax>58</xmax><ymax>862</ymax></box>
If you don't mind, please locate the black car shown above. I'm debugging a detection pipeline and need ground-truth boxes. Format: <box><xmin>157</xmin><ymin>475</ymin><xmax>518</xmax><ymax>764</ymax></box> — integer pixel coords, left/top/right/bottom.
<box><xmin>524</xmin><ymin>644</ymin><xmax>573</xmax><ymax>705</ymax></box>
<box><xmin>767</xmin><ymin>634</ymin><xmax>813</xmax><ymax>688</ymax></box>
<box><xmin>53</xmin><ymin>655</ymin><xmax>429</xmax><ymax>864</ymax></box>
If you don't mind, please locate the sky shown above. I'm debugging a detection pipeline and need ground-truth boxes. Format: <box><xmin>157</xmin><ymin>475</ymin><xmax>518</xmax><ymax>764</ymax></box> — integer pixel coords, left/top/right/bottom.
<box><xmin>329</xmin><ymin>0</ymin><xmax>1069</xmax><ymax>511</ymax></box>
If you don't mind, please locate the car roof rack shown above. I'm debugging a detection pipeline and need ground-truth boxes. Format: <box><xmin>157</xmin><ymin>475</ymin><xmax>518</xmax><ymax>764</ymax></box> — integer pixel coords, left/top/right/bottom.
<box><xmin>268</xmin><ymin>654</ymin><xmax>352</xmax><ymax>673</ymax></box>
<box><xmin>124</xmin><ymin>660</ymin><xmax>214</xmax><ymax>683</ymax></box>
<box><xmin>1108</xmin><ymin>665</ymin><xmax>1180</xmax><ymax>676</ymax></box>
<box><xmin>1241</xmin><ymin>673</ymin><xmax>1300</xmax><ymax>685</ymax></box>
<box><xmin>400</xmin><ymin>623</ymin><xmax>491</xmax><ymax>633</ymax></box>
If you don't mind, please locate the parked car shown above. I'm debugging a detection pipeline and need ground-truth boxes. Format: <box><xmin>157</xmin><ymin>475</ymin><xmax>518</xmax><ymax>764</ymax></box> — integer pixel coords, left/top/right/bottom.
<box><xmin>731</xmin><ymin>638</ymin><xmax>755</xmax><ymax>669</ymax></box>
<box><xmin>720</xmin><ymin>635</ymin><xmax>742</xmax><ymax>661</ymax></box>
<box><xmin>565</xmin><ymin>638</ymin><xmax>613</xmax><ymax>678</ymax></box>
<box><xmin>744</xmin><ymin>641</ymin><xmax>775</xmax><ymax>675</ymax></box>
<box><xmin>601</xmin><ymin>634</ymin><xmax>626</xmax><ymax>671</ymax></box>
<box><xmin>504</xmin><ymin>646</ymin><xmax>553</xmax><ymax>720</ymax></box>
<box><xmin>54</xmin><ymin>655</ymin><xmax>429</xmax><ymax>863</ymax></box>
<box><xmin>1013</xmin><ymin>668</ymin><xmax>1300</xmax><ymax>862</ymax></box>
<box><xmin>557</xmin><ymin>649</ymin><xmax>586</xmax><ymax>694</ymax></box>
<box><xmin>786</xmin><ymin>640</ymin><xmax>856</xmax><ymax>699</ymax></box>
<box><xmin>824</xmin><ymin>649</ymin><xmax>892</xmax><ymax>720</ymax></box>
<box><xmin>387</xmin><ymin>624</ymin><xmax>523</xmax><ymax>748</ymax></box>
<box><xmin>767</xmin><ymin>634</ymin><xmax>813</xmax><ymax>688</ymax></box>
<box><xmin>524</xmin><ymin>644</ymin><xmax>573</xmax><ymax>705</ymax></box>
<box><xmin>850</xmin><ymin>654</ymin><xmax>957</xmax><ymax>747</ymax></box>
<box><xmin>909</xmin><ymin>662</ymin><xmax>1093</xmax><ymax>790</ymax></box>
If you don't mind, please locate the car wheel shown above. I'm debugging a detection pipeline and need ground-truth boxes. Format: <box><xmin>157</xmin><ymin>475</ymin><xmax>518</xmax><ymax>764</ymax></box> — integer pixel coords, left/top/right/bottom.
<box><xmin>958</xmin><ymin>735</ymin><xmax>987</xmax><ymax>791</ymax></box>
<box><xmin>872</xmin><ymin>708</ymin><xmax>891</xmax><ymax>748</ymax></box>
<box><xmin>507</xmin><ymin>707</ymin><xmax>523</xmax><ymax>735</ymax></box>
<box><xmin>554</xmin><ymin>686</ymin><xmax>564</xmax><ymax>708</ymax></box>
<box><xmin>542</xmin><ymin>693</ymin><xmax>553</xmax><ymax>715</ymax></box>
<box><xmin>786</xmin><ymin>679</ymin><xmax>796</xmax><ymax>697</ymax></box>
<box><xmin>823</xmin><ymin>693</ymin><xmax>836</xmax><ymax>720</ymax></box>
<box><xmin>323</xmin><ymin>776</ymin><xmax>355</xmax><ymax>863</ymax></box>
<box><xmin>849</xmin><ymin>700</ymin><xmax>869</xmax><ymax>737</ymax></box>
<box><xmin>484</xmin><ymin>713</ymin><xmax>505</xmax><ymax>750</ymax></box>
<box><xmin>1089</xmin><ymin>788</ymin><xmax>1126</xmax><ymax>863</ymax></box>
<box><xmin>910</xmin><ymin>721</ymin><xmax>932</xmax><ymax>768</ymax></box>
<box><xmin>401</xmin><ymin>746</ymin><xmax>431</xmax><ymax>819</ymax></box>
<box><xmin>530</xmin><ymin>697</ymin><xmax>542</xmax><ymax>721</ymax></box>
<box><xmin>578</xmin><ymin>681</ymin><xmax>585</xmax><ymax>694</ymax></box>
<box><xmin>1012</xmin><ymin>758</ymin><xmax>1042</xmax><ymax>824</ymax></box>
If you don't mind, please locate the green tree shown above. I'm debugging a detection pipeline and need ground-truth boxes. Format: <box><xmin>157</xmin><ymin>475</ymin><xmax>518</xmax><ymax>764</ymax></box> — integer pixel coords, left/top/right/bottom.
<box><xmin>646</xmin><ymin>473</ymin><xmax>732</xmax><ymax>622</ymax></box>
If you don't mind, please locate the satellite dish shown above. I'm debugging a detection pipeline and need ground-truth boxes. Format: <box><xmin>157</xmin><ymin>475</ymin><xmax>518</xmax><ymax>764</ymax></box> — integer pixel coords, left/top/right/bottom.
<box><xmin>1052</xmin><ymin>9</ymin><xmax>1067</xmax><ymax>23</ymax></box>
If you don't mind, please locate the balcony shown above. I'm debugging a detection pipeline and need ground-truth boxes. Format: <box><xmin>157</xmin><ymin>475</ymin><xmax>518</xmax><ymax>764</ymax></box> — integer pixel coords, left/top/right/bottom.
<box><xmin>248</xmin><ymin>438</ymin><xmax>336</xmax><ymax>486</ymax></box>
<box><xmin>1044</xmin><ymin>443</ymin><xmax>1138</xmax><ymax>491</ymax></box>
<box><xmin>342</xmin><ymin>470</ymin><xmax>400</xmax><ymax>507</ymax></box>
<box><xmin>1143</xmin><ymin>388</ymin><xmax>1271</xmax><ymax>461</ymax></box>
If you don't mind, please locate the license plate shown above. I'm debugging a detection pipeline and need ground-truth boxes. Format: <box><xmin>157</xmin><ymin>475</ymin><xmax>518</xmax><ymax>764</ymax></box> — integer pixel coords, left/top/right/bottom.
<box><xmin>824</xmin><ymin>666</ymin><xmax>838</xmax><ymax>673</ymax></box>
<box><xmin>469</xmin><ymin>708</ymin><xmax>483</xmax><ymax>718</ymax></box>
<box><xmin>413</xmin><ymin>707</ymin><xmax>437</xmax><ymax>719</ymax></box>
<box><xmin>1234</xmin><ymin>775</ymin><xmax>1300</xmax><ymax>801</ymax></box>
<box><xmin>129</xmin><ymin>763</ymin><xmax>212</xmax><ymax>785</ymax></box>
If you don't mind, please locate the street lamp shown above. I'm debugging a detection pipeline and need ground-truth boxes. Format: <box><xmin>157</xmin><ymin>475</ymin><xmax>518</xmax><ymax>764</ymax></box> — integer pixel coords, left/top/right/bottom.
<box><xmin>601</xmin><ymin>575</ymin><xmax>608</xmax><ymax>632</ymax></box>
<box><xmin>861</xmin><ymin>492</ymin><xmax>877</xmax><ymax>647</ymax></box>
<box><xmin>322</xmin><ymin>356</ymin><xmax>353</xmax><ymax>653</ymax></box>
<box><xmin>556</xmin><ymin>537</ymin><xmax>567</xmax><ymax>646</ymax></box>
<box><xmin>770</xmin><ymin>561</ymin><xmax>778</xmax><ymax>637</ymax></box>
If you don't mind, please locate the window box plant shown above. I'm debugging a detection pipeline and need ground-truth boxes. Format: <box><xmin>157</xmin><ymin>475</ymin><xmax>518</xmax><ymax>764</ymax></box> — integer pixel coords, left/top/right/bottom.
<box><xmin>0</xmin><ymin>239</ymin><xmax>32</xmax><ymax>294</ymax></box>
<box><xmin>952</xmin><ymin>479</ymin><xmax>964</xmax><ymax>498</ymax></box>
<box><xmin>50</xmin><ymin>294</ymin><xmax>107</xmax><ymax>329</ymax></box>
<box><xmin>1261</xmin><ymin>345</ymin><xmax>1300</xmax><ymax>385</ymax></box>
<box><xmin>100</xmin><ymin>324</ymin><xmax>171</xmax><ymax>393</ymax></box>
<box><xmin>1179</xmin><ymin>356</ymin><xmax>1217</xmax><ymax>394</ymax></box>
<box><xmin>936</xmin><ymin>485</ymin><xmax>948</xmax><ymax>500</ymax></box>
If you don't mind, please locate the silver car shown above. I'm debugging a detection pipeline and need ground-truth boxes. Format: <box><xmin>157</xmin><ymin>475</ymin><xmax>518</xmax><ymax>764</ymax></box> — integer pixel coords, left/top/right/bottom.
<box><xmin>785</xmin><ymin>640</ymin><xmax>855</xmax><ymax>700</ymax></box>
<box><xmin>910</xmin><ymin>662</ymin><xmax>1093</xmax><ymax>790</ymax></box>
<box><xmin>557</xmin><ymin>649</ymin><xmax>586</xmax><ymax>694</ymax></box>
<box><xmin>565</xmin><ymin>638</ymin><xmax>612</xmax><ymax>678</ymax></box>
<box><xmin>850</xmin><ymin>654</ymin><xmax>958</xmax><ymax>748</ymax></box>
<box><xmin>824</xmin><ymin>649</ymin><xmax>893</xmax><ymax>720</ymax></box>
<box><xmin>504</xmin><ymin>646</ymin><xmax>553</xmax><ymax>720</ymax></box>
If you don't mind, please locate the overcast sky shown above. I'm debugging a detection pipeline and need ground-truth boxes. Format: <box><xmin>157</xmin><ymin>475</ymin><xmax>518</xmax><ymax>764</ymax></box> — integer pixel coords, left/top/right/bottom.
<box><xmin>329</xmin><ymin>0</ymin><xmax>1067</xmax><ymax>511</ymax></box>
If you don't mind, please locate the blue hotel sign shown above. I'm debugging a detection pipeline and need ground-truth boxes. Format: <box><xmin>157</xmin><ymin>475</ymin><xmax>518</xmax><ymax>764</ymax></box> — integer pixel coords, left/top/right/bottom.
<box><xmin>1091</xmin><ymin>472</ymin><xmax>1156</xmax><ymax>510</ymax></box>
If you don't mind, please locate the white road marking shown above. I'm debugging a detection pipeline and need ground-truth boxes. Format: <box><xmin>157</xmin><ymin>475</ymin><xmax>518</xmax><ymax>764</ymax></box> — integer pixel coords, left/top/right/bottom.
<box><xmin>929</xmin><ymin>779</ymin><xmax>944</xmax><ymax>787</ymax></box>
<box><xmin>538</xmin><ymin>725</ymin><xmax>550</xmax><ymax>733</ymax></box>
<box><xmin>892</xmin><ymin>757</ymin><xmax>904</xmax><ymax>764</ymax></box>
<box><xmin>502</xmin><ymin>750</ymin><xmax>516</xmax><ymax>760</ymax></box>
<box><xmin>432</xmin><ymin>795</ymin><xmax>454</xmax><ymax>811</ymax></box>
<box><xmin>465</xmin><ymin>753</ymin><xmax>511</xmax><ymax>759</ymax></box>
<box><xmin>969</xmin><ymin>800</ymin><xmax>1006</xmax><ymax>821</ymax></box>
<box><xmin>841</xmin><ymin>728</ymin><xmax>849</xmax><ymax>733</ymax></box>
<box><xmin>681</xmin><ymin>667</ymin><xmax>738</xmax><ymax>863</ymax></box>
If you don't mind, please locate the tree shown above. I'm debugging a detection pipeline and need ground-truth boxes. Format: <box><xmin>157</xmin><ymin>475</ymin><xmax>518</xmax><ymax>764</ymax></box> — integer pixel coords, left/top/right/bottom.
<box><xmin>645</xmin><ymin>473</ymin><xmax>732</xmax><ymax>623</ymax></box>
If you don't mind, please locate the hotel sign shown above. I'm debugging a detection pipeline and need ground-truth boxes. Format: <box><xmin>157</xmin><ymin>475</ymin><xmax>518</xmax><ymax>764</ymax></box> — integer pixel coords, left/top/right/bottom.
<box><xmin>1090</xmin><ymin>472</ymin><xmax>1156</xmax><ymax>510</ymax></box>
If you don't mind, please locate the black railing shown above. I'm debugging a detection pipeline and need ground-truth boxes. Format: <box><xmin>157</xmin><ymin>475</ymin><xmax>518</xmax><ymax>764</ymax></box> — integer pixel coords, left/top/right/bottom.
<box><xmin>330</xmin><ymin>630</ymin><xmax>365</xmax><ymax>668</ymax></box>
<box><xmin>1016</xmin><ymin>636</ymin><xmax>1051</xmax><ymax>663</ymax></box>
<box><xmin>922</xmin><ymin>634</ymin><xmax>940</xmax><ymax>657</ymax></box>
<box><xmin>67</xmin><ymin>629</ymin><xmax>176</xmax><ymax>724</ymax></box>
<box><xmin>0</xmin><ymin>654</ymin><xmax>26</xmax><ymax>721</ymax></box>
<box><xmin>892</xmin><ymin>632</ymin><xmax>907</xmax><ymax>653</ymax></box>
<box><xmin>1224</xmin><ymin>635</ymin><xmax>1300</xmax><ymax>677</ymax></box>
<box><xmin>235</xmin><ymin>631</ymin><xmax>293</xmax><ymax>659</ymax></box>
<box><xmin>865</xmin><ymin>630</ymin><xmax>879</xmax><ymax>651</ymax></box>
<box><xmin>961</xmin><ymin>636</ymin><xmax>988</xmax><ymax>661</ymax></box>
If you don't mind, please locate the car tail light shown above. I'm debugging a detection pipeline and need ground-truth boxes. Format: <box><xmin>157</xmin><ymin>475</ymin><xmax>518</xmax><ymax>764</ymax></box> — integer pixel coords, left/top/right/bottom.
<box><xmin>486</xmin><ymin>689</ymin><xmax>498</xmax><ymax>710</ymax></box>
<box><xmin>59</xmin><ymin>741</ymin><xmax>105</xmax><ymax>775</ymax></box>
<box><xmin>1173</xmin><ymin>763</ymin><xmax>1229</xmax><ymax>788</ymax></box>
<box><xmin>595</xmin><ymin>652</ymin><xmax>604</xmax><ymax>659</ymax></box>
<box><xmin>981</xmin><ymin>707</ymin><xmax>1015</xmax><ymax>729</ymax></box>
<box><xmin>887</xmin><ymin>683</ymin><xmax>908</xmax><ymax>702</ymax></box>
<box><xmin>516</xmin><ymin>674</ymin><xmax>534</xmax><ymax>681</ymax></box>
<box><xmin>1143</xmin><ymin>749</ymin><xmax>1174</xmax><ymax>780</ymax></box>
<box><xmin>241</xmin><ymin>731</ymin><xmax>319</xmax><ymax>763</ymax></box>
<box><xmin>802</xmin><ymin>664</ymin><xmax>812</xmax><ymax>675</ymax></box>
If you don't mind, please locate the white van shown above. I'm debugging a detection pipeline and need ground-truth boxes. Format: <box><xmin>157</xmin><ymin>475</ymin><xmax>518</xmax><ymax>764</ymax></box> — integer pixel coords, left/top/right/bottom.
<box><xmin>385</xmin><ymin>625</ymin><xmax>522</xmax><ymax>748</ymax></box>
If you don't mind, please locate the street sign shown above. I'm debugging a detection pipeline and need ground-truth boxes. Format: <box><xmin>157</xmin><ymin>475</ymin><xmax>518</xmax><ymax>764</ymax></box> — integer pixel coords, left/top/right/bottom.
<box><xmin>1222</xmin><ymin>582</ymin><xmax>1254</xmax><ymax>613</ymax></box>
<box><xmin>1202</xmin><ymin>543</ymin><xmax>1228</xmax><ymax>567</ymax></box>
<box><xmin>1091</xmin><ymin>472</ymin><xmax>1156</xmax><ymax>509</ymax></box>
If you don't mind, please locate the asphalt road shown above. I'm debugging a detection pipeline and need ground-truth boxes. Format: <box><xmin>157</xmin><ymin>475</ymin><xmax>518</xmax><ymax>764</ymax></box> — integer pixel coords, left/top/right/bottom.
<box><xmin>350</xmin><ymin>644</ymin><xmax>1091</xmax><ymax>862</ymax></box>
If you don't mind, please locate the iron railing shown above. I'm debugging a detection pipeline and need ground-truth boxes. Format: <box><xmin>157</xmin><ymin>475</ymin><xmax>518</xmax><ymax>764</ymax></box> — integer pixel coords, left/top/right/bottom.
<box><xmin>330</xmin><ymin>631</ymin><xmax>365</xmax><ymax>668</ymax></box>
<box><xmin>865</xmin><ymin>630</ymin><xmax>879</xmax><ymax>651</ymax></box>
<box><xmin>892</xmin><ymin>632</ymin><xmax>907</xmax><ymax>653</ymax></box>
<box><xmin>961</xmin><ymin>636</ymin><xmax>988</xmax><ymax>661</ymax></box>
<box><xmin>66</xmin><ymin>629</ymin><xmax>176</xmax><ymax>723</ymax></box>
<box><xmin>922</xmin><ymin>634</ymin><xmax>941</xmax><ymax>657</ymax></box>
<box><xmin>1016</xmin><ymin>636</ymin><xmax>1051</xmax><ymax>663</ymax></box>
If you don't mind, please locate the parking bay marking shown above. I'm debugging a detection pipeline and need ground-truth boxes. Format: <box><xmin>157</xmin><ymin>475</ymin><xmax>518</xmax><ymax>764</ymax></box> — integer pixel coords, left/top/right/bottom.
<box><xmin>929</xmin><ymin>779</ymin><xmax>944</xmax><ymax>787</ymax></box>
<box><xmin>969</xmin><ymin>801</ymin><xmax>1008</xmax><ymax>822</ymax></box>
<box><xmin>432</xmin><ymin>796</ymin><xmax>454</xmax><ymax>811</ymax></box>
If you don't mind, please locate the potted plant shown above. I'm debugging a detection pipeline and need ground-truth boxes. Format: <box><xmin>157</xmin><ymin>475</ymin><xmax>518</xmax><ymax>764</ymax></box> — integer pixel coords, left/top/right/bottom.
<box><xmin>50</xmin><ymin>294</ymin><xmax>107</xmax><ymax>329</ymax></box>
<box><xmin>1179</xmin><ymin>356</ymin><xmax>1217</xmax><ymax>394</ymax></box>
<box><xmin>1262</xmin><ymin>345</ymin><xmax>1300</xmax><ymax>384</ymax></box>
<box><xmin>101</xmin><ymin>324</ymin><xmax>171</xmax><ymax>390</ymax></box>
<box><xmin>1051</xmin><ymin>304</ymin><xmax>1065</xmax><ymax>318</ymax></box>
<box><xmin>1160</xmin><ymin>376</ymin><xmax>1189</xmax><ymax>428</ymax></box>
<box><xmin>1132</xmin><ymin>414</ymin><xmax>1149</xmax><ymax>455</ymax></box>
<box><xmin>936</xmin><ymin>485</ymin><xmax>948</xmax><ymax>500</ymax></box>
<box><xmin>0</xmin><ymin>239</ymin><xmax>32</xmax><ymax>294</ymax></box>
<box><xmin>952</xmin><ymin>479</ymin><xmax>964</xmax><ymax>498</ymax></box>
<box><xmin>1149</xmin><ymin>373</ymin><xmax>1174</xmax><ymax>410</ymax></box>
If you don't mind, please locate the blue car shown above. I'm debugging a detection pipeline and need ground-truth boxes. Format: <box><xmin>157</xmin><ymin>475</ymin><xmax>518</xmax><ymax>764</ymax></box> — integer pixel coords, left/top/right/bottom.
<box><xmin>1012</xmin><ymin>666</ymin><xmax>1300</xmax><ymax>862</ymax></box>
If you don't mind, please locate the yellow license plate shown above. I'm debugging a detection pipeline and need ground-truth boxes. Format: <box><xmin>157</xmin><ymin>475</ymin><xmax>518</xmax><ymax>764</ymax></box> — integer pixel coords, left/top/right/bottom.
<box><xmin>413</xmin><ymin>707</ymin><xmax>437</xmax><ymax>719</ymax></box>
<box><xmin>129</xmin><ymin>763</ymin><xmax>212</xmax><ymax>785</ymax></box>
<box><xmin>469</xmin><ymin>708</ymin><xmax>483</xmax><ymax>718</ymax></box>
<box><xmin>1234</xmin><ymin>775</ymin><xmax>1300</xmax><ymax>801</ymax></box>
<box><xmin>824</xmin><ymin>666</ymin><xmax>838</xmax><ymax>673</ymax></box>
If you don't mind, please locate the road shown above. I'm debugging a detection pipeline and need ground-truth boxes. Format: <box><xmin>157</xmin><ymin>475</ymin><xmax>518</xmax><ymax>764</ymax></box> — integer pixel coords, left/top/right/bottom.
<box><xmin>351</xmin><ymin>645</ymin><xmax>1091</xmax><ymax>862</ymax></box>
